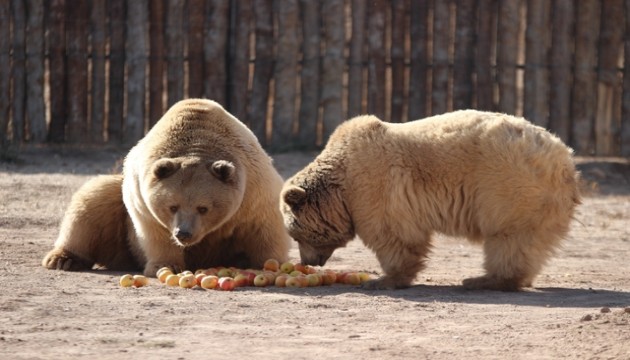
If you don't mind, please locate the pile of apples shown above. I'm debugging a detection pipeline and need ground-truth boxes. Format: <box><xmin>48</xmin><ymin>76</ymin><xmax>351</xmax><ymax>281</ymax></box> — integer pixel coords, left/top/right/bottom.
<box><xmin>119</xmin><ymin>259</ymin><xmax>372</xmax><ymax>291</ymax></box>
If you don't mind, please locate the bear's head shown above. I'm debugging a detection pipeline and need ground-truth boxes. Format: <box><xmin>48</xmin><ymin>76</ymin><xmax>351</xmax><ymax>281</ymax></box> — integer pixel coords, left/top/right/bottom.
<box><xmin>146</xmin><ymin>157</ymin><xmax>246</xmax><ymax>247</ymax></box>
<box><xmin>280</xmin><ymin>171</ymin><xmax>355</xmax><ymax>266</ymax></box>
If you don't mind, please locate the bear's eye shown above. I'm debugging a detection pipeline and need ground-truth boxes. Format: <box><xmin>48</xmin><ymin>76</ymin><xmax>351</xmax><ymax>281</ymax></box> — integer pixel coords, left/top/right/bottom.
<box><xmin>169</xmin><ymin>206</ymin><xmax>179</xmax><ymax>213</ymax></box>
<box><xmin>197</xmin><ymin>206</ymin><xmax>208</xmax><ymax>215</ymax></box>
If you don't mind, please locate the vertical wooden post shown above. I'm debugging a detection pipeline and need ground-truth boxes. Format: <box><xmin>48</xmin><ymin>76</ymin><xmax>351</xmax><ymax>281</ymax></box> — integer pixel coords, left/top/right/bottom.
<box><xmin>432</xmin><ymin>0</ymin><xmax>450</xmax><ymax>115</ymax></box>
<box><xmin>47</xmin><ymin>0</ymin><xmax>66</xmax><ymax>143</ymax></box>
<box><xmin>299</xmin><ymin>0</ymin><xmax>321</xmax><ymax>146</ymax></box>
<box><xmin>623</xmin><ymin>0</ymin><xmax>630</xmax><ymax>156</ymax></box>
<box><xmin>453</xmin><ymin>0</ymin><xmax>477</xmax><ymax>111</ymax></box>
<box><xmin>475</xmin><ymin>0</ymin><xmax>496</xmax><ymax>112</ymax></box>
<box><xmin>11</xmin><ymin>0</ymin><xmax>26</xmax><ymax>143</ymax></box>
<box><xmin>204</xmin><ymin>0</ymin><xmax>230</xmax><ymax>106</ymax></box>
<box><xmin>347</xmin><ymin>0</ymin><xmax>365</xmax><ymax>119</ymax></box>
<box><xmin>65</xmin><ymin>0</ymin><xmax>89</xmax><ymax>143</ymax></box>
<box><xmin>524</xmin><ymin>0</ymin><xmax>550</xmax><ymax>127</ymax></box>
<box><xmin>249</xmin><ymin>0</ymin><xmax>274</xmax><ymax>144</ymax></box>
<box><xmin>596</xmin><ymin>0</ymin><xmax>623</xmax><ymax>155</ymax></box>
<box><xmin>91</xmin><ymin>0</ymin><xmax>107</xmax><ymax>142</ymax></box>
<box><xmin>497</xmin><ymin>0</ymin><xmax>520</xmax><ymax>114</ymax></box>
<box><xmin>227</xmin><ymin>0</ymin><xmax>251</xmax><ymax>123</ymax></box>
<box><xmin>408</xmin><ymin>0</ymin><xmax>429</xmax><ymax>120</ymax></box>
<box><xmin>571</xmin><ymin>0</ymin><xmax>600</xmax><ymax>155</ymax></box>
<box><xmin>0</xmin><ymin>1</ymin><xmax>10</xmax><ymax>149</ymax></box>
<box><xmin>321</xmin><ymin>0</ymin><xmax>345</xmax><ymax>140</ymax></box>
<box><xmin>108</xmin><ymin>0</ymin><xmax>126</xmax><ymax>143</ymax></box>
<box><xmin>188</xmin><ymin>0</ymin><xmax>205</xmax><ymax>99</ymax></box>
<box><xmin>549</xmin><ymin>0</ymin><xmax>573</xmax><ymax>143</ymax></box>
<box><xmin>166</xmin><ymin>0</ymin><xmax>185</xmax><ymax>106</ymax></box>
<box><xmin>272</xmin><ymin>0</ymin><xmax>299</xmax><ymax>149</ymax></box>
<box><xmin>149</xmin><ymin>0</ymin><xmax>165</xmax><ymax>126</ymax></box>
<box><xmin>390</xmin><ymin>0</ymin><xmax>407</xmax><ymax>122</ymax></box>
<box><xmin>367</xmin><ymin>0</ymin><xmax>385</xmax><ymax>120</ymax></box>
<box><xmin>126</xmin><ymin>0</ymin><xmax>149</xmax><ymax>144</ymax></box>
<box><xmin>25</xmin><ymin>0</ymin><xmax>47</xmax><ymax>142</ymax></box>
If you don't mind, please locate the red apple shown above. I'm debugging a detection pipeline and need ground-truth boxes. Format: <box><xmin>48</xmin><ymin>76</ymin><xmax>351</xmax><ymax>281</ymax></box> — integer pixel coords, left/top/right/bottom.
<box><xmin>218</xmin><ymin>277</ymin><xmax>236</xmax><ymax>291</ymax></box>
<box><xmin>263</xmin><ymin>258</ymin><xmax>280</xmax><ymax>272</ymax></box>
<box><xmin>200</xmin><ymin>275</ymin><xmax>219</xmax><ymax>290</ymax></box>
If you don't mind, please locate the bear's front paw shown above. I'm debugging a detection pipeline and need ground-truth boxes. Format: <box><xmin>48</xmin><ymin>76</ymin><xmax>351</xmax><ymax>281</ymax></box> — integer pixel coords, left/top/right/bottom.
<box><xmin>361</xmin><ymin>276</ymin><xmax>410</xmax><ymax>290</ymax></box>
<box><xmin>462</xmin><ymin>275</ymin><xmax>521</xmax><ymax>292</ymax></box>
<box><xmin>143</xmin><ymin>262</ymin><xmax>185</xmax><ymax>277</ymax></box>
<box><xmin>42</xmin><ymin>248</ymin><xmax>93</xmax><ymax>271</ymax></box>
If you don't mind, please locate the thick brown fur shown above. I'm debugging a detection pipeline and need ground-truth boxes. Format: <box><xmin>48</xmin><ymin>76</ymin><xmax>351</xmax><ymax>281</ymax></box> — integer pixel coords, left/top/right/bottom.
<box><xmin>281</xmin><ymin>110</ymin><xmax>581</xmax><ymax>291</ymax></box>
<box><xmin>43</xmin><ymin>99</ymin><xmax>291</xmax><ymax>276</ymax></box>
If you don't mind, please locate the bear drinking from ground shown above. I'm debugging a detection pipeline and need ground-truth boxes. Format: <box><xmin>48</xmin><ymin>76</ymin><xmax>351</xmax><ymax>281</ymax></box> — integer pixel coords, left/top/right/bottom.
<box><xmin>43</xmin><ymin>99</ymin><xmax>291</xmax><ymax>276</ymax></box>
<box><xmin>281</xmin><ymin>110</ymin><xmax>581</xmax><ymax>291</ymax></box>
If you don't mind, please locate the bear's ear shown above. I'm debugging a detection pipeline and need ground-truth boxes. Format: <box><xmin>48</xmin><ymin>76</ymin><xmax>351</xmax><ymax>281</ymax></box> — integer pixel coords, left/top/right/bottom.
<box><xmin>283</xmin><ymin>186</ymin><xmax>307</xmax><ymax>211</ymax></box>
<box><xmin>209</xmin><ymin>160</ymin><xmax>236</xmax><ymax>182</ymax></box>
<box><xmin>152</xmin><ymin>158</ymin><xmax>181</xmax><ymax>180</ymax></box>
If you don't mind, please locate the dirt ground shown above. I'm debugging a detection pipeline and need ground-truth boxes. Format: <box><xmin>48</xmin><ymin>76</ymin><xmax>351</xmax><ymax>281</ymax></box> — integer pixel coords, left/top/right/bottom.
<box><xmin>1</xmin><ymin>147</ymin><xmax>629</xmax><ymax>360</ymax></box>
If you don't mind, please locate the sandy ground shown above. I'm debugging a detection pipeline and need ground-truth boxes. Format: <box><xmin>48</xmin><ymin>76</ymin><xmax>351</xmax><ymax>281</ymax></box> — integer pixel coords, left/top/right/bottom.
<box><xmin>0</xmin><ymin>147</ymin><xmax>629</xmax><ymax>360</ymax></box>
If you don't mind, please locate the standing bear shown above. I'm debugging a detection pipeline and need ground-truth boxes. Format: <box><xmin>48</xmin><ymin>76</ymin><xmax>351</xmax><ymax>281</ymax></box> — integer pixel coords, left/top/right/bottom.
<box><xmin>43</xmin><ymin>99</ymin><xmax>291</xmax><ymax>276</ymax></box>
<box><xmin>281</xmin><ymin>110</ymin><xmax>581</xmax><ymax>291</ymax></box>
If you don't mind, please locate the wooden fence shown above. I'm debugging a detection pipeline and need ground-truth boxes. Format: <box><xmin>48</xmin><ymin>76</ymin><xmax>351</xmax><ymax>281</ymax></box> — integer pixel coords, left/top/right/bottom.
<box><xmin>1</xmin><ymin>0</ymin><xmax>629</xmax><ymax>155</ymax></box>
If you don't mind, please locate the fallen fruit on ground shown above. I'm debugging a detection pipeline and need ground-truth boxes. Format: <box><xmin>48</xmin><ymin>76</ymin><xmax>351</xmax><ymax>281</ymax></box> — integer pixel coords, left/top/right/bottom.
<box><xmin>119</xmin><ymin>274</ymin><xmax>134</xmax><ymax>288</ymax></box>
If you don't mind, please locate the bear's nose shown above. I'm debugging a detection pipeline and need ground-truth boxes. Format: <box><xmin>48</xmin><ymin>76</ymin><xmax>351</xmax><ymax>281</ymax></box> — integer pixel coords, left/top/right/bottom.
<box><xmin>174</xmin><ymin>228</ymin><xmax>192</xmax><ymax>241</ymax></box>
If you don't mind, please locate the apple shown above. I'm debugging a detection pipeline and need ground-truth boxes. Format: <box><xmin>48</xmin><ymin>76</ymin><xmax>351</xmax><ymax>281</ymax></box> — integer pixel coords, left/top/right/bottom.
<box><xmin>263</xmin><ymin>258</ymin><xmax>280</xmax><ymax>272</ymax></box>
<box><xmin>195</xmin><ymin>273</ymin><xmax>207</xmax><ymax>286</ymax></box>
<box><xmin>165</xmin><ymin>274</ymin><xmax>181</xmax><ymax>287</ymax></box>
<box><xmin>156</xmin><ymin>267</ymin><xmax>173</xmax><ymax>278</ymax></box>
<box><xmin>179</xmin><ymin>274</ymin><xmax>197</xmax><ymax>288</ymax></box>
<box><xmin>200</xmin><ymin>275</ymin><xmax>219</xmax><ymax>290</ymax></box>
<box><xmin>262</xmin><ymin>271</ymin><xmax>277</xmax><ymax>284</ymax></box>
<box><xmin>218</xmin><ymin>277</ymin><xmax>236</xmax><ymax>291</ymax></box>
<box><xmin>253</xmin><ymin>274</ymin><xmax>269</xmax><ymax>287</ymax></box>
<box><xmin>294</xmin><ymin>263</ymin><xmax>306</xmax><ymax>274</ymax></box>
<box><xmin>358</xmin><ymin>272</ymin><xmax>371</xmax><ymax>283</ymax></box>
<box><xmin>289</xmin><ymin>270</ymin><xmax>303</xmax><ymax>277</ymax></box>
<box><xmin>320</xmin><ymin>271</ymin><xmax>337</xmax><ymax>285</ymax></box>
<box><xmin>280</xmin><ymin>262</ymin><xmax>295</xmax><ymax>274</ymax></box>
<box><xmin>119</xmin><ymin>274</ymin><xmax>134</xmax><ymax>287</ymax></box>
<box><xmin>157</xmin><ymin>269</ymin><xmax>173</xmax><ymax>283</ymax></box>
<box><xmin>216</xmin><ymin>268</ymin><xmax>234</xmax><ymax>278</ymax></box>
<box><xmin>285</xmin><ymin>276</ymin><xmax>302</xmax><ymax>288</ymax></box>
<box><xmin>336</xmin><ymin>272</ymin><xmax>349</xmax><ymax>284</ymax></box>
<box><xmin>233</xmin><ymin>273</ymin><xmax>250</xmax><ymax>287</ymax></box>
<box><xmin>304</xmin><ymin>265</ymin><xmax>317</xmax><ymax>275</ymax></box>
<box><xmin>343</xmin><ymin>272</ymin><xmax>362</xmax><ymax>285</ymax></box>
<box><xmin>133</xmin><ymin>275</ymin><xmax>149</xmax><ymax>287</ymax></box>
<box><xmin>306</xmin><ymin>273</ymin><xmax>322</xmax><ymax>287</ymax></box>
<box><xmin>275</xmin><ymin>274</ymin><xmax>289</xmax><ymax>287</ymax></box>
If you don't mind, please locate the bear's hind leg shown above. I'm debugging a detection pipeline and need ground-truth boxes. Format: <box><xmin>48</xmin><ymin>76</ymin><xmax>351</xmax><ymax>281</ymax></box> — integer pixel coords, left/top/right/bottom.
<box><xmin>463</xmin><ymin>231</ymin><xmax>555</xmax><ymax>291</ymax></box>
<box><xmin>362</xmin><ymin>235</ymin><xmax>432</xmax><ymax>290</ymax></box>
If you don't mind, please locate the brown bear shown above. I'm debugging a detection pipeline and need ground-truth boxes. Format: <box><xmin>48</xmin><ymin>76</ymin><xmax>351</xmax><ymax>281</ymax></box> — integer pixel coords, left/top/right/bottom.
<box><xmin>280</xmin><ymin>110</ymin><xmax>581</xmax><ymax>291</ymax></box>
<box><xmin>43</xmin><ymin>99</ymin><xmax>291</xmax><ymax>276</ymax></box>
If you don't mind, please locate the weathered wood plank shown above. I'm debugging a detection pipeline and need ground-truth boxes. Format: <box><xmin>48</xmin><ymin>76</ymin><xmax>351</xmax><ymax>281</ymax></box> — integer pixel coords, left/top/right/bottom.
<box><xmin>390</xmin><ymin>0</ymin><xmax>406</xmax><ymax>122</ymax></box>
<box><xmin>524</xmin><ymin>0</ymin><xmax>550</xmax><ymax>127</ymax></box>
<box><xmin>25</xmin><ymin>0</ymin><xmax>47</xmax><ymax>142</ymax></box>
<box><xmin>204</xmin><ymin>0</ymin><xmax>230</xmax><ymax>105</ymax></box>
<box><xmin>623</xmin><ymin>0</ymin><xmax>630</xmax><ymax>156</ymax></box>
<box><xmin>249</xmin><ymin>0</ymin><xmax>274</xmax><ymax>144</ymax></box>
<box><xmin>453</xmin><ymin>0</ymin><xmax>476</xmax><ymax>111</ymax></box>
<box><xmin>149</xmin><ymin>0</ymin><xmax>165</xmax><ymax>126</ymax></box>
<box><xmin>367</xmin><ymin>0</ymin><xmax>385</xmax><ymax>120</ymax></box>
<box><xmin>299</xmin><ymin>0</ymin><xmax>321</xmax><ymax>146</ymax></box>
<box><xmin>497</xmin><ymin>0</ymin><xmax>520</xmax><ymax>114</ymax></box>
<box><xmin>347</xmin><ymin>0</ymin><xmax>365</xmax><ymax>119</ymax></box>
<box><xmin>166</xmin><ymin>0</ymin><xmax>185</xmax><ymax>106</ymax></box>
<box><xmin>91</xmin><ymin>0</ymin><xmax>107</xmax><ymax>142</ymax></box>
<box><xmin>188</xmin><ymin>0</ymin><xmax>205</xmax><ymax>98</ymax></box>
<box><xmin>108</xmin><ymin>0</ymin><xmax>126</xmax><ymax>143</ymax></box>
<box><xmin>125</xmin><ymin>0</ymin><xmax>149</xmax><ymax>144</ymax></box>
<box><xmin>272</xmin><ymin>0</ymin><xmax>300</xmax><ymax>149</ymax></box>
<box><xmin>549</xmin><ymin>0</ymin><xmax>574</xmax><ymax>143</ymax></box>
<box><xmin>321</xmin><ymin>0</ymin><xmax>345</xmax><ymax>140</ymax></box>
<box><xmin>46</xmin><ymin>0</ymin><xmax>66</xmax><ymax>143</ymax></box>
<box><xmin>475</xmin><ymin>0</ymin><xmax>495</xmax><ymax>111</ymax></box>
<box><xmin>432</xmin><ymin>0</ymin><xmax>450</xmax><ymax>115</ymax></box>
<box><xmin>0</xmin><ymin>0</ymin><xmax>10</xmax><ymax>148</ymax></box>
<box><xmin>227</xmin><ymin>0</ymin><xmax>251</xmax><ymax>123</ymax></box>
<box><xmin>11</xmin><ymin>0</ymin><xmax>26</xmax><ymax>143</ymax></box>
<box><xmin>408</xmin><ymin>0</ymin><xmax>429</xmax><ymax>120</ymax></box>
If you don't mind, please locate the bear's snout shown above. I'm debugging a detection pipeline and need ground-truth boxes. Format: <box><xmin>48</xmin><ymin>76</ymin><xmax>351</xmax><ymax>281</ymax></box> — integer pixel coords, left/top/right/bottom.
<box><xmin>174</xmin><ymin>228</ymin><xmax>192</xmax><ymax>242</ymax></box>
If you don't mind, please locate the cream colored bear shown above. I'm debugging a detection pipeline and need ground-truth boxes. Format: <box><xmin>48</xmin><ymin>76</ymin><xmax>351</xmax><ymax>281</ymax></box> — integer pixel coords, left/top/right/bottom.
<box><xmin>43</xmin><ymin>99</ymin><xmax>291</xmax><ymax>276</ymax></box>
<box><xmin>281</xmin><ymin>110</ymin><xmax>581</xmax><ymax>291</ymax></box>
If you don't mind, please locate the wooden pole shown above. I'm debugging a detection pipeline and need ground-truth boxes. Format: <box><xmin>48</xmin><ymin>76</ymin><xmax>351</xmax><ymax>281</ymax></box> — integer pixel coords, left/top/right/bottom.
<box><xmin>595</xmin><ymin>0</ymin><xmax>623</xmax><ymax>156</ymax></box>
<box><xmin>166</xmin><ymin>0</ymin><xmax>185</xmax><ymax>106</ymax></box>
<box><xmin>347</xmin><ymin>0</ymin><xmax>365</xmax><ymax>119</ymax></box>
<box><xmin>227</xmin><ymin>0</ymin><xmax>251</xmax><ymax>123</ymax></box>
<box><xmin>108</xmin><ymin>0</ymin><xmax>126</xmax><ymax>143</ymax></box>
<box><xmin>497</xmin><ymin>0</ymin><xmax>520</xmax><ymax>114</ymax></box>
<box><xmin>390</xmin><ymin>0</ymin><xmax>407</xmax><ymax>122</ymax></box>
<box><xmin>149</xmin><ymin>0</ymin><xmax>165</xmax><ymax>126</ymax></box>
<box><xmin>453</xmin><ymin>0</ymin><xmax>477</xmax><ymax>111</ymax></box>
<box><xmin>126</xmin><ymin>0</ymin><xmax>149</xmax><ymax>144</ymax></box>
<box><xmin>299</xmin><ymin>0</ymin><xmax>321</xmax><ymax>147</ymax></box>
<box><xmin>91</xmin><ymin>0</ymin><xmax>107</xmax><ymax>142</ymax></box>
<box><xmin>187</xmin><ymin>0</ymin><xmax>205</xmax><ymax>99</ymax></box>
<box><xmin>11</xmin><ymin>0</ymin><xmax>26</xmax><ymax>143</ymax></box>
<box><xmin>203</xmin><ymin>0</ymin><xmax>230</xmax><ymax>106</ymax></box>
<box><xmin>524</xmin><ymin>0</ymin><xmax>550</xmax><ymax>127</ymax></box>
<box><xmin>623</xmin><ymin>0</ymin><xmax>630</xmax><ymax>156</ymax></box>
<box><xmin>65</xmin><ymin>0</ymin><xmax>88</xmax><ymax>143</ymax></box>
<box><xmin>367</xmin><ymin>0</ymin><xmax>385</xmax><ymax>120</ymax></box>
<box><xmin>408</xmin><ymin>0</ymin><xmax>429</xmax><ymax>120</ymax></box>
<box><xmin>272</xmin><ymin>0</ymin><xmax>299</xmax><ymax>149</ymax></box>
<box><xmin>432</xmin><ymin>0</ymin><xmax>450</xmax><ymax>115</ymax></box>
<box><xmin>25</xmin><ymin>0</ymin><xmax>47</xmax><ymax>142</ymax></box>
<box><xmin>321</xmin><ymin>0</ymin><xmax>345</xmax><ymax>140</ymax></box>
<box><xmin>47</xmin><ymin>0</ymin><xmax>66</xmax><ymax>143</ymax></box>
<box><xmin>571</xmin><ymin>0</ymin><xmax>600</xmax><ymax>155</ymax></box>
<box><xmin>549</xmin><ymin>0</ymin><xmax>573</xmax><ymax>144</ymax></box>
<box><xmin>0</xmin><ymin>1</ymin><xmax>10</xmax><ymax>149</ymax></box>
<box><xmin>249</xmin><ymin>0</ymin><xmax>273</xmax><ymax>144</ymax></box>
